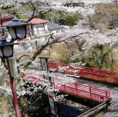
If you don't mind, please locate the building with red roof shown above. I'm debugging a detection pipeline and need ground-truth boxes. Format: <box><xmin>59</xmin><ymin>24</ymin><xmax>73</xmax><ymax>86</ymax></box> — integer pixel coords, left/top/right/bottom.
<box><xmin>29</xmin><ymin>18</ymin><xmax>49</xmax><ymax>24</ymax></box>
<box><xmin>29</xmin><ymin>18</ymin><xmax>51</xmax><ymax>42</ymax></box>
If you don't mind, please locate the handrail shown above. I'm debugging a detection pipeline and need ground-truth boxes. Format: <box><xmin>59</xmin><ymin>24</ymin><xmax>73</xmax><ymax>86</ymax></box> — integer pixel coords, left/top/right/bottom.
<box><xmin>48</xmin><ymin>62</ymin><xmax>118</xmax><ymax>84</ymax></box>
<box><xmin>24</xmin><ymin>73</ymin><xmax>111</xmax><ymax>103</ymax></box>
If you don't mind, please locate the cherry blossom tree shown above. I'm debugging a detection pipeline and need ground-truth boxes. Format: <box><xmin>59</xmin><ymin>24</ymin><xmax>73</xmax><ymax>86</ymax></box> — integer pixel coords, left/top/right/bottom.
<box><xmin>0</xmin><ymin>0</ymin><xmax>118</xmax><ymax>116</ymax></box>
<box><xmin>1</xmin><ymin>19</ymin><xmax>118</xmax><ymax>117</ymax></box>
<box><xmin>0</xmin><ymin>0</ymin><xmax>95</xmax><ymax>21</ymax></box>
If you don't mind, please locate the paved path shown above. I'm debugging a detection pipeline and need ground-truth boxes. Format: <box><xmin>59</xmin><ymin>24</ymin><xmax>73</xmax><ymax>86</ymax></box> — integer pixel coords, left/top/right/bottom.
<box><xmin>76</xmin><ymin>78</ymin><xmax>118</xmax><ymax>117</ymax></box>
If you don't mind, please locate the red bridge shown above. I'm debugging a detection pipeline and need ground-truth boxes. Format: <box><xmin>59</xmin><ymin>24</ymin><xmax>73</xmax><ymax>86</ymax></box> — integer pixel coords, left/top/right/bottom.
<box><xmin>48</xmin><ymin>62</ymin><xmax>118</xmax><ymax>84</ymax></box>
<box><xmin>24</xmin><ymin>70</ymin><xmax>110</xmax><ymax>103</ymax></box>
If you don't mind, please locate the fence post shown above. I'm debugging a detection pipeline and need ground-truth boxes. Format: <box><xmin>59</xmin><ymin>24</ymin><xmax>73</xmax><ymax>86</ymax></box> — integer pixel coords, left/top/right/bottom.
<box><xmin>55</xmin><ymin>63</ymin><xmax>58</xmax><ymax>72</ymax></box>
<box><xmin>64</xmin><ymin>84</ymin><xmax>66</xmax><ymax>92</ymax></box>
<box><xmin>81</xmin><ymin>67</ymin><xmax>84</xmax><ymax>77</ymax></box>
<box><xmin>75</xmin><ymin>83</ymin><xmax>78</xmax><ymax>96</ymax></box>
<box><xmin>63</xmin><ymin>63</ymin><xmax>66</xmax><ymax>74</ymax></box>
<box><xmin>89</xmin><ymin>87</ymin><xmax>92</xmax><ymax>100</ymax></box>
<box><xmin>92</xmin><ymin>69</ymin><xmax>94</xmax><ymax>79</ymax></box>
<box><xmin>104</xmin><ymin>71</ymin><xmax>106</xmax><ymax>82</ymax></box>
<box><xmin>106</xmin><ymin>91</ymin><xmax>108</xmax><ymax>100</ymax></box>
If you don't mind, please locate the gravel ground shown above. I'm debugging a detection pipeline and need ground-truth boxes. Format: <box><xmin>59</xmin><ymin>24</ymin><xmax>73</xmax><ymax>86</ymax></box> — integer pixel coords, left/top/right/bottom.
<box><xmin>76</xmin><ymin>78</ymin><xmax>118</xmax><ymax>117</ymax></box>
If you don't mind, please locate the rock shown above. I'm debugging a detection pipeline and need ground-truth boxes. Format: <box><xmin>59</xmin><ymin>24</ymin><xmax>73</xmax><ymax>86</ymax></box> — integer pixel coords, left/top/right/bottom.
<box><xmin>75</xmin><ymin>103</ymin><xmax>79</xmax><ymax>107</ymax></box>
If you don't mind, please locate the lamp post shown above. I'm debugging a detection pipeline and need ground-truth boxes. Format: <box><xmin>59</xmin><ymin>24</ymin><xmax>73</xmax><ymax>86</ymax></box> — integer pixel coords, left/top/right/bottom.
<box><xmin>0</xmin><ymin>16</ymin><xmax>28</xmax><ymax>117</ymax></box>
<box><xmin>0</xmin><ymin>37</ymin><xmax>20</xmax><ymax>117</ymax></box>
<box><xmin>39</xmin><ymin>57</ymin><xmax>57</xmax><ymax>117</ymax></box>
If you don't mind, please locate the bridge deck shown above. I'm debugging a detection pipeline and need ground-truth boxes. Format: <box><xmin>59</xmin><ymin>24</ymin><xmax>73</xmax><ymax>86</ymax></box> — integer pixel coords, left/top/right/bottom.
<box><xmin>24</xmin><ymin>71</ymin><xmax>110</xmax><ymax>103</ymax></box>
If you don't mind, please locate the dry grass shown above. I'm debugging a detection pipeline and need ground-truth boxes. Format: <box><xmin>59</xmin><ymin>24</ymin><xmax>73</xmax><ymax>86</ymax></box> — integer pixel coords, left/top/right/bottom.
<box><xmin>40</xmin><ymin>43</ymin><xmax>72</xmax><ymax>62</ymax></box>
<box><xmin>0</xmin><ymin>95</ymin><xmax>15</xmax><ymax>117</ymax></box>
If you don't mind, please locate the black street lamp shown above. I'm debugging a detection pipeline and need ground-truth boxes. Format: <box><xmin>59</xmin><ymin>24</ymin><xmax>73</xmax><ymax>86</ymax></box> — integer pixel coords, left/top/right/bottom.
<box><xmin>0</xmin><ymin>36</ymin><xmax>20</xmax><ymax>117</ymax></box>
<box><xmin>6</xmin><ymin>16</ymin><xmax>28</xmax><ymax>40</ymax></box>
<box><xmin>0</xmin><ymin>37</ymin><xmax>18</xmax><ymax>58</ymax></box>
<box><xmin>0</xmin><ymin>14</ymin><xmax>29</xmax><ymax>117</ymax></box>
<box><xmin>4</xmin><ymin>16</ymin><xmax>29</xmax><ymax>117</ymax></box>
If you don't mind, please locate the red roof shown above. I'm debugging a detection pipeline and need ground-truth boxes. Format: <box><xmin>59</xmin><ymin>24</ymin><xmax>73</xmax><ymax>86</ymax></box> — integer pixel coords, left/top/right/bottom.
<box><xmin>29</xmin><ymin>18</ymin><xmax>49</xmax><ymax>24</ymax></box>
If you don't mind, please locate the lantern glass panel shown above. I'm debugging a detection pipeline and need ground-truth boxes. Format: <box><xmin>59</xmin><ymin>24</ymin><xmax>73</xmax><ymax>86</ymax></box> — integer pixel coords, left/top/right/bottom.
<box><xmin>16</xmin><ymin>27</ymin><xmax>26</xmax><ymax>39</ymax></box>
<box><xmin>9</xmin><ymin>27</ymin><xmax>16</xmax><ymax>39</ymax></box>
<box><xmin>0</xmin><ymin>49</ymin><xmax>3</xmax><ymax>57</ymax></box>
<box><xmin>3</xmin><ymin>46</ymin><xmax>13</xmax><ymax>57</ymax></box>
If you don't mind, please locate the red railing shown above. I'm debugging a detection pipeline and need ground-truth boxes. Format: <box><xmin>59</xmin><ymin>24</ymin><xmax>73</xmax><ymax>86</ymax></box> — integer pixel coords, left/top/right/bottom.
<box><xmin>48</xmin><ymin>62</ymin><xmax>118</xmax><ymax>84</ymax></box>
<box><xmin>23</xmin><ymin>72</ymin><xmax>110</xmax><ymax>103</ymax></box>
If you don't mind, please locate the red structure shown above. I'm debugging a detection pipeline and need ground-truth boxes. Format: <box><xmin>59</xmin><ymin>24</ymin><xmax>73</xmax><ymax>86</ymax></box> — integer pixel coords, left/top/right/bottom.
<box><xmin>0</xmin><ymin>12</ymin><xmax>32</xmax><ymax>41</ymax></box>
<box><xmin>24</xmin><ymin>72</ymin><xmax>110</xmax><ymax>103</ymax></box>
<box><xmin>48</xmin><ymin>62</ymin><xmax>118</xmax><ymax>84</ymax></box>
<box><xmin>0</xmin><ymin>12</ymin><xmax>13</xmax><ymax>37</ymax></box>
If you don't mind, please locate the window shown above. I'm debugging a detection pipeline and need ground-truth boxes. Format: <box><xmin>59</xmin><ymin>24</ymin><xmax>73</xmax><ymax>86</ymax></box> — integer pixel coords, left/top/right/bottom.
<box><xmin>36</xmin><ymin>26</ymin><xmax>45</xmax><ymax>35</ymax></box>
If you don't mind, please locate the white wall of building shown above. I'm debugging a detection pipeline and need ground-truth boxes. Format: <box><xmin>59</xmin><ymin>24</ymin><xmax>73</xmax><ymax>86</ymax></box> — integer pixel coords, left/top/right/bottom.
<box><xmin>32</xmin><ymin>23</ymin><xmax>48</xmax><ymax>36</ymax></box>
<box><xmin>51</xmin><ymin>28</ymin><xmax>63</xmax><ymax>35</ymax></box>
